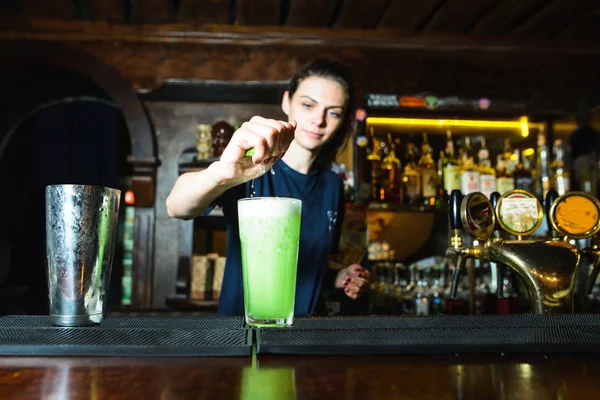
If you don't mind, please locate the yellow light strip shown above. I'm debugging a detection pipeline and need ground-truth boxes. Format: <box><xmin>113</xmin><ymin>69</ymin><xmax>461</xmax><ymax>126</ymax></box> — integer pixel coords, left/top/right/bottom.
<box><xmin>522</xmin><ymin>148</ymin><xmax>535</xmax><ymax>157</ymax></box>
<box><xmin>366</xmin><ymin>116</ymin><xmax>540</xmax><ymax>137</ymax></box>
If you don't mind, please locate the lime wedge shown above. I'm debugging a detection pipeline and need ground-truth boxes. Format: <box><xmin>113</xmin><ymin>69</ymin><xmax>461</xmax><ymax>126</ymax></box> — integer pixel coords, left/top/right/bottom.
<box><xmin>245</xmin><ymin>148</ymin><xmax>255</xmax><ymax>156</ymax></box>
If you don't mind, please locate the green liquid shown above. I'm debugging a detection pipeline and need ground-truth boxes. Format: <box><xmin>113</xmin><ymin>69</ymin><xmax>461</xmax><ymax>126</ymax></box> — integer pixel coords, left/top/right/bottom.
<box><xmin>240</xmin><ymin>367</ymin><xmax>296</xmax><ymax>400</ymax></box>
<box><xmin>239</xmin><ymin>201</ymin><xmax>301</xmax><ymax>324</ymax></box>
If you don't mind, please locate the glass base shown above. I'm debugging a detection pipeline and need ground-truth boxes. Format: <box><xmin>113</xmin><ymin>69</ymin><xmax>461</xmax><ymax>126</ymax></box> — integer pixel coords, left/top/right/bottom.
<box><xmin>245</xmin><ymin>313</ymin><xmax>293</xmax><ymax>327</ymax></box>
<box><xmin>50</xmin><ymin>313</ymin><xmax>103</xmax><ymax>327</ymax></box>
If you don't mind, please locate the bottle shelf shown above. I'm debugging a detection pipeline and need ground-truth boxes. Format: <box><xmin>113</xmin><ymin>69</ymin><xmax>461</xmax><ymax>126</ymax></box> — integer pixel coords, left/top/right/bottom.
<box><xmin>367</xmin><ymin>202</ymin><xmax>446</xmax><ymax>213</ymax></box>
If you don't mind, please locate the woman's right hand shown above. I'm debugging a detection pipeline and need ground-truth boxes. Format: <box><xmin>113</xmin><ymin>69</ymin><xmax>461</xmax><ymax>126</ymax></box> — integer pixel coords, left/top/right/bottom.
<box><xmin>211</xmin><ymin>116</ymin><xmax>296</xmax><ymax>185</ymax></box>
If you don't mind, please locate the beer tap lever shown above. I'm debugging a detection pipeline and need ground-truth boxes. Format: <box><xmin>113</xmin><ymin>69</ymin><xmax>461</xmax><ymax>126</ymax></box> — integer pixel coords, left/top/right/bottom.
<box><xmin>446</xmin><ymin>190</ymin><xmax>464</xmax><ymax>298</ymax></box>
<box><xmin>489</xmin><ymin>192</ymin><xmax>503</xmax><ymax>298</ymax></box>
<box><xmin>545</xmin><ymin>190</ymin><xmax>559</xmax><ymax>240</ymax></box>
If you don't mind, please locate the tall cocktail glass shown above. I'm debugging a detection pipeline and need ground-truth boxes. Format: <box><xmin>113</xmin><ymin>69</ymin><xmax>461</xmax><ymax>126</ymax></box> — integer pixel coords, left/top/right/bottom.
<box><xmin>238</xmin><ymin>197</ymin><xmax>302</xmax><ymax>327</ymax></box>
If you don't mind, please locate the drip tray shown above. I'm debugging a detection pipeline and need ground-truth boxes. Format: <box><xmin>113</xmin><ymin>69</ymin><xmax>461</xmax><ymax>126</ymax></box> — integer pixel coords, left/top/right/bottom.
<box><xmin>0</xmin><ymin>316</ymin><xmax>251</xmax><ymax>357</ymax></box>
<box><xmin>257</xmin><ymin>315</ymin><xmax>600</xmax><ymax>356</ymax></box>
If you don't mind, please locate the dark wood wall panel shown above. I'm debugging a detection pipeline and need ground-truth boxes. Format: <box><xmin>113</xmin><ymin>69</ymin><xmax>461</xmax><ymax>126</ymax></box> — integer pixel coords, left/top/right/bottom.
<box><xmin>287</xmin><ymin>0</ymin><xmax>336</xmax><ymax>27</ymax></box>
<box><xmin>51</xmin><ymin>40</ymin><xmax>600</xmax><ymax>114</ymax></box>
<box><xmin>423</xmin><ymin>0</ymin><xmax>498</xmax><ymax>33</ymax></box>
<box><xmin>335</xmin><ymin>0</ymin><xmax>388</xmax><ymax>30</ymax></box>
<box><xmin>236</xmin><ymin>0</ymin><xmax>280</xmax><ymax>25</ymax></box>
<box><xmin>470</xmin><ymin>0</ymin><xmax>543</xmax><ymax>36</ymax></box>
<box><xmin>84</xmin><ymin>0</ymin><xmax>126</xmax><ymax>22</ymax></box>
<box><xmin>133</xmin><ymin>0</ymin><xmax>174</xmax><ymax>23</ymax></box>
<box><xmin>378</xmin><ymin>0</ymin><xmax>441</xmax><ymax>30</ymax></box>
<box><xmin>557</xmin><ymin>7</ymin><xmax>600</xmax><ymax>40</ymax></box>
<box><xmin>512</xmin><ymin>0</ymin><xmax>599</xmax><ymax>38</ymax></box>
<box><xmin>178</xmin><ymin>0</ymin><xmax>230</xmax><ymax>24</ymax></box>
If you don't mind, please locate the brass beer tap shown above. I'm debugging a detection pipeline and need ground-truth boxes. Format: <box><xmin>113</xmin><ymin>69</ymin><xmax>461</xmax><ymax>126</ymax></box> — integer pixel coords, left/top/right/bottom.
<box><xmin>446</xmin><ymin>189</ymin><xmax>598</xmax><ymax>314</ymax></box>
<box><xmin>545</xmin><ymin>191</ymin><xmax>600</xmax><ymax>300</ymax></box>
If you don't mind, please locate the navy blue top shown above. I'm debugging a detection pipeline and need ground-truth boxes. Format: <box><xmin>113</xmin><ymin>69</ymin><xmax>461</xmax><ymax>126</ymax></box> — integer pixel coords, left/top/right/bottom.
<box><xmin>208</xmin><ymin>159</ymin><xmax>345</xmax><ymax>316</ymax></box>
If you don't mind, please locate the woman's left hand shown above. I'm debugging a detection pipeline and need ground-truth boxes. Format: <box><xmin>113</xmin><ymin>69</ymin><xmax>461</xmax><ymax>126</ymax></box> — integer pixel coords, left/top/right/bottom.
<box><xmin>335</xmin><ymin>264</ymin><xmax>371</xmax><ymax>299</ymax></box>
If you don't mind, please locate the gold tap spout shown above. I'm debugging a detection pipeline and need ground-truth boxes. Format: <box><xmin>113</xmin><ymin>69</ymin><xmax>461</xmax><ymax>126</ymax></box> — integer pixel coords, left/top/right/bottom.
<box><xmin>483</xmin><ymin>239</ymin><xmax>580</xmax><ymax>314</ymax></box>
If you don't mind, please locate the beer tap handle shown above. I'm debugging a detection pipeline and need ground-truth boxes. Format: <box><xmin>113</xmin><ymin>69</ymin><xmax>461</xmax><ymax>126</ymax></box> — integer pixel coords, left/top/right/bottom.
<box><xmin>448</xmin><ymin>190</ymin><xmax>464</xmax><ymax>298</ymax></box>
<box><xmin>490</xmin><ymin>192</ymin><xmax>501</xmax><ymax>235</ymax></box>
<box><xmin>489</xmin><ymin>192</ymin><xmax>503</xmax><ymax>298</ymax></box>
<box><xmin>449</xmin><ymin>190</ymin><xmax>463</xmax><ymax>232</ymax></box>
<box><xmin>545</xmin><ymin>190</ymin><xmax>559</xmax><ymax>238</ymax></box>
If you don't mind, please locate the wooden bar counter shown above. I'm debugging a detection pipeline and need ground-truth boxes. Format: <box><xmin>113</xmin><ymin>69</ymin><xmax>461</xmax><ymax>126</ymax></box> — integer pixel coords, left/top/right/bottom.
<box><xmin>1</xmin><ymin>354</ymin><xmax>600</xmax><ymax>399</ymax></box>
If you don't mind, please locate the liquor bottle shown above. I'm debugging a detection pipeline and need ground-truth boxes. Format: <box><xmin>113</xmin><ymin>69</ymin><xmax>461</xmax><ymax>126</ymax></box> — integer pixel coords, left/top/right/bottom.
<box><xmin>402</xmin><ymin>143</ymin><xmax>421</xmax><ymax>204</ymax></box>
<box><xmin>367</xmin><ymin>128</ymin><xmax>382</xmax><ymax>202</ymax></box>
<box><xmin>496</xmin><ymin>139</ymin><xmax>515</xmax><ymax>194</ymax></box>
<box><xmin>513</xmin><ymin>148</ymin><xmax>534</xmax><ymax>194</ymax></box>
<box><xmin>418</xmin><ymin>133</ymin><xmax>438</xmax><ymax>206</ymax></box>
<box><xmin>502</xmin><ymin>138</ymin><xmax>515</xmax><ymax>174</ymax></box>
<box><xmin>550</xmin><ymin>139</ymin><xmax>571</xmax><ymax>195</ymax></box>
<box><xmin>535</xmin><ymin>130</ymin><xmax>551</xmax><ymax>201</ymax></box>
<box><xmin>442</xmin><ymin>130</ymin><xmax>461</xmax><ymax>198</ymax></box>
<box><xmin>478</xmin><ymin>137</ymin><xmax>496</xmax><ymax>199</ymax></box>
<box><xmin>436</xmin><ymin>150</ymin><xmax>446</xmax><ymax>209</ymax></box>
<box><xmin>460</xmin><ymin>136</ymin><xmax>480</xmax><ymax>195</ymax></box>
<box><xmin>380</xmin><ymin>133</ymin><xmax>402</xmax><ymax>202</ymax></box>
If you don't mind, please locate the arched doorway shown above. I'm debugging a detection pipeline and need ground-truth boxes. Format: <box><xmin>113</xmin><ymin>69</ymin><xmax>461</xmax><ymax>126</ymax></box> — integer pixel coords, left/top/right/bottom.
<box><xmin>0</xmin><ymin>65</ymin><xmax>132</xmax><ymax>314</ymax></box>
<box><xmin>0</xmin><ymin>42</ymin><xmax>159</xmax><ymax>310</ymax></box>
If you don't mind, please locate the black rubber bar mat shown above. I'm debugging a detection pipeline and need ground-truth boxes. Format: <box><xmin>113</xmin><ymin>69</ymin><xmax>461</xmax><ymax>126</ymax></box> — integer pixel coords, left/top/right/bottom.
<box><xmin>257</xmin><ymin>315</ymin><xmax>600</xmax><ymax>356</ymax></box>
<box><xmin>0</xmin><ymin>316</ymin><xmax>250</xmax><ymax>357</ymax></box>
<box><xmin>290</xmin><ymin>314</ymin><xmax>600</xmax><ymax>330</ymax></box>
<box><xmin>0</xmin><ymin>315</ymin><xmax>245</xmax><ymax>330</ymax></box>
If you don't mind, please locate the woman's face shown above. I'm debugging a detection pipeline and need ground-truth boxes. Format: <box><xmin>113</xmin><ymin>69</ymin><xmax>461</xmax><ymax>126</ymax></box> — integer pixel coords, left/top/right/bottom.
<box><xmin>282</xmin><ymin>76</ymin><xmax>348</xmax><ymax>152</ymax></box>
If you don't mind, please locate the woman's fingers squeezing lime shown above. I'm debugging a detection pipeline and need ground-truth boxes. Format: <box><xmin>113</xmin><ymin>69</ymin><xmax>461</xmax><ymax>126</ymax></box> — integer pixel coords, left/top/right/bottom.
<box><xmin>216</xmin><ymin>116</ymin><xmax>296</xmax><ymax>183</ymax></box>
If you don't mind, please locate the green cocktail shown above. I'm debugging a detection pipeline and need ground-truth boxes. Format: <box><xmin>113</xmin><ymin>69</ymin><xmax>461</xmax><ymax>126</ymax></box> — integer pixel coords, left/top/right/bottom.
<box><xmin>238</xmin><ymin>197</ymin><xmax>302</xmax><ymax>326</ymax></box>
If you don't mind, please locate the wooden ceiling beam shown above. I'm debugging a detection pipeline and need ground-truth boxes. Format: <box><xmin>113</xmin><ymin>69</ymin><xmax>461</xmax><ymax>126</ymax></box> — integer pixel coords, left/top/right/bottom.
<box><xmin>21</xmin><ymin>0</ymin><xmax>79</xmax><ymax>20</ymax></box>
<box><xmin>286</xmin><ymin>0</ymin><xmax>336</xmax><ymax>27</ymax></box>
<box><xmin>236</xmin><ymin>0</ymin><xmax>280</xmax><ymax>26</ymax></box>
<box><xmin>1</xmin><ymin>20</ymin><xmax>600</xmax><ymax>55</ymax></box>
<box><xmin>335</xmin><ymin>0</ymin><xmax>388</xmax><ymax>30</ymax></box>
<box><xmin>83</xmin><ymin>0</ymin><xmax>126</xmax><ymax>22</ymax></box>
<box><xmin>423</xmin><ymin>0</ymin><xmax>498</xmax><ymax>34</ymax></box>
<box><xmin>556</xmin><ymin>7</ymin><xmax>600</xmax><ymax>40</ymax></box>
<box><xmin>511</xmin><ymin>0</ymin><xmax>599</xmax><ymax>38</ymax></box>
<box><xmin>470</xmin><ymin>0</ymin><xmax>543</xmax><ymax>36</ymax></box>
<box><xmin>177</xmin><ymin>0</ymin><xmax>230</xmax><ymax>24</ymax></box>
<box><xmin>378</xmin><ymin>0</ymin><xmax>441</xmax><ymax>30</ymax></box>
<box><xmin>131</xmin><ymin>0</ymin><xmax>174</xmax><ymax>23</ymax></box>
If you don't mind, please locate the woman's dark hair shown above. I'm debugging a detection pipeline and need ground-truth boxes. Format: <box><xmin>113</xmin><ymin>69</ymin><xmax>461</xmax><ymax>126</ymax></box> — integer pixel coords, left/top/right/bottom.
<box><xmin>287</xmin><ymin>59</ymin><xmax>355</xmax><ymax>169</ymax></box>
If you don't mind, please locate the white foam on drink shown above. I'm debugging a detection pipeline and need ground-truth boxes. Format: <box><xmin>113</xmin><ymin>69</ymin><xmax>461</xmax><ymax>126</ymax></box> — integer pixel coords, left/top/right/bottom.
<box><xmin>238</xmin><ymin>197</ymin><xmax>301</xmax><ymax>218</ymax></box>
